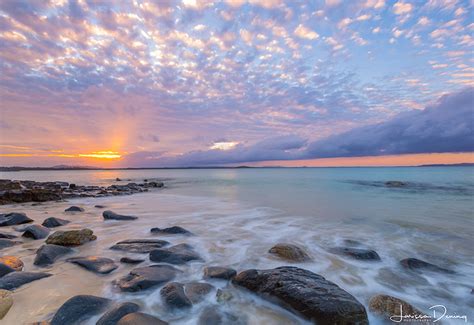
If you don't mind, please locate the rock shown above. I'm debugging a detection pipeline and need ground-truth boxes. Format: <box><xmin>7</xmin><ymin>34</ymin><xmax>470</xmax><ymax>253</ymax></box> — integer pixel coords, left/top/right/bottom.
<box><xmin>0</xmin><ymin>212</ymin><xmax>33</xmax><ymax>227</ymax></box>
<box><xmin>116</xmin><ymin>178</ymin><xmax>122</xmax><ymax>181</ymax></box>
<box><xmin>117</xmin><ymin>265</ymin><xmax>180</xmax><ymax>292</ymax></box>
<box><xmin>216</xmin><ymin>288</ymin><xmax>234</xmax><ymax>303</ymax></box>
<box><xmin>95</xmin><ymin>205</ymin><xmax>106</xmax><ymax>208</ymax></box>
<box><xmin>385</xmin><ymin>181</ymin><xmax>407</xmax><ymax>187</ymax></box>
<box><xmin>111</xmin><ymin>239</ymin><xmax>170</xmax><ymax>253</ymax></box>
<box><xmin>117</xmin><ymin>312</ymin><xmax>168</xmax><ymax>325</ymax></box>
<box><xmin>198</xmin><ymin>306</ymin><xmax>244</xmax><ymax>325</ymax></box>
<box><xmin>34</xmin><ymin>244</ymin><xmax>74</xmax><ymax>266</ymax></box>
<box><xmin>268</xmin><ymin>243</ymin><xmax>311</xmax><ymax>262</ymax></box>
<box><xmin>160</xmin><ymin>282</ymin><xmax>192</xmax><ymax>308</ymax></box>
<box><xmin>0</xmin><ymin>239</ymin><xmax>20</xmax><ymax>250</ymax></box>
<box><xmin>0</xmin><ymin>289</ymin><xmax>13</xmax><ymax>319</ymax></box>
<box><xmin>400</xmin><ymin>258</ymin><xmax>455</xmax><ymax>274</ymax></box>
<box><xmin>67</xmin><ymin>256</ymin><xmax>118</xmax><ymax>274</ymax></box>
<box><xmin>150</xmin><ymin>226</ymin><xmax>192</xmax><ymax>235</ymax></box>
<box><xmin>120</xmin><ymin>257</ymin><xmax>145</xmax><ymax>264</ymax></box>
<box><xmin>0</xmin><ymin>271</ymin><xmax>52</xmax><ymax>290</ymax></box>
<box><xmin>103</xmin><ymin>210</ymin><xmax>137</xmax><ymax>221</ymax></box>
<box><xmin>184</xmin><ymin>282</ymin><xmax>214</xmax><ymax>304</ymax></box>
<box><xmin>22</xmin><ymin>224</ymin><xmax>50</xmax><ymax>240</ymax></box>
<box><xmin>232</xmin><ymin>266</ymin><xmax>368</xmax><ymax>324</ymax></box>
<box><xmin>50</xmin><ymin>295</ymin><xmax>111</xmax><ymax>325</ymax></box>
<box><xmin>46</xmin><ymin>229</ymin><xmax>96</xmax><ymax>246</ymax></box>
<box><xmin>64</xmin><ymin>206</ymin><xmax>84</xmax><ymax>212</ymax></box>
<box><xmin>0</xmin><ymin>264</ymin><xmax>14</xmax><ymax>278</ymax></box>
<box><xmin>329</xmin><ymin>247</ymin><xmax>381</xmax><ymax>261</ymax></box>
<box><xmin>204</xmin><ymin>266</ymin><xmax>237</xmax><ymax>280</ymax></box>
<box><xmin>0</xmin><ymin>189</ymin><xmax>62</xmax><ymax>204</ymax></box>
<box><xmin>149</xmin><ymin>243</ymin><xmax>203</xmax><ymax>264</ymax></box>
<box><xmin>69</xmin><ymin>183</ymin><xmax>76</xmax><ymax>189</ymax></box>
<box><xmin>0</xmin><ymin>232</ymin><xmax>17</xmax><ymax>239</ymax></box>
<box><xmin>369</xmin><ymin>294</ymin><xmax>428</xmax><ymax>323</ymax></box>
<box><xmin>342</xmin><ymin>239</ymin><xmax>363</xmax><ymax>247</ymax></box>
<box><xmin>42</xmin><ymin>217</ymin><xmax>70</xmax><ymax>228</ymax></box>
<box><xmin>96</xmin><ymin>302</ymin><xmax>140</xmax><ymax>325</ymax></box>
<box><xmin>0</xmin><ymin>256</ymin><xmax>23</xmax><ymax>271</ymax></box>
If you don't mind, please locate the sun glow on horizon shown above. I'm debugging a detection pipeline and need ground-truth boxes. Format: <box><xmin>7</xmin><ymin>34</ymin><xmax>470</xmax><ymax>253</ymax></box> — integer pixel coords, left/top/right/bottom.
<box><xmin>0</xmin><ymin>151</ymin><xmax>122</xmax><ymax>160</ymax></box>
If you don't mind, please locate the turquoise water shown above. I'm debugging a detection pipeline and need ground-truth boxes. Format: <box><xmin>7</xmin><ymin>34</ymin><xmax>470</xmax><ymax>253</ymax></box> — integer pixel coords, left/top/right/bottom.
<box><xmin>1</xmin><ymin>167</ymin><xmax>473</xmax><ymax>324</ymax></box>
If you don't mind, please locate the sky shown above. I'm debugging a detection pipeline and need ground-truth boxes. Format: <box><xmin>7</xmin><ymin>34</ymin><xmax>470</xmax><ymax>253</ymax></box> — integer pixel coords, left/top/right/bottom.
<box><xmin>0</xmin><ymin>0</ymin><xmax>473</xmax><ymax>167</ymax></box>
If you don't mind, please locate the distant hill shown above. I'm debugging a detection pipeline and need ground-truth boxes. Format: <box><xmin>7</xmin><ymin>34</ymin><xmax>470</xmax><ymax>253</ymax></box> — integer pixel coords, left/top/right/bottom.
<box><xmin>418</xmin><ymin>163</ymin><xmax>474</xmax><ymax>167</ymax></box>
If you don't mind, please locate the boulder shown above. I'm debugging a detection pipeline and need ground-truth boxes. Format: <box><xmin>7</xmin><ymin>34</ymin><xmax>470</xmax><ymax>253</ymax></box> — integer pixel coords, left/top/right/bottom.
<box><xmin>149</xmin><ymin>243</ymin><xmax>203</xmax><ymax>265</ymax></box>
<box><xmin>50</xmin><ymin>295</ymin><xmax>111</xmax><ymax>325</ymax></box>
<box><xmin>232</xmin><ymin>266</ymin><xmax>368</xmax><ymax>324</ymax></box>
<box><xmin>269</xmin><ymin>243</ymin><xmax>311</xmax><ymax>262</ymax></box>
<box><xmin>160</xmin><ymin>282</ymin><xmax>192</xmax><ymax>309</ymax></box>
<box><xmin>150</xmin><ymin>226</ymin><xmax>192</xmax><ymax>235</ymax></box>
<box><xmin>117</xmin><ymin>265</ymin><xmax>180</xmax><ymax>292</ymax></box>
<box><xmin>96</xmin><ymin>302</ymin><xmax>140</xmax><ymax>325</ymax></box>
<box><xmin>64</xmin><ymin>206</ymin><xmax>84</xmax><ymax>212</ymax></box>
<box><xmin>111</xmin><ymin>239</ymin><xmax>169</xmax><ymax>253</ymax></box>
<box><xmin>0</xmin><ymin>256</ymin><xmax>23</xmax><ymax>271</ymax></box>
<box><xmin>42</xmin><ymin>217</ymin><xmax>70</xmax><ymax>228</ymax></box>
<box><xmin>67</xmin><ymin>256</ymin><xmax>118</xmax><ymax>274</ymax></box>
<box><xmin>0</xmin><ymin>289</ymin><xmax>13</xmax><ymax>320</ymax></box>
<box><xmin>0</xmin><ymin>232</ymin><xmax>17</xmax><ymax>239</ymax></box>
<box><xmin>0</xmin><ymin>271</ymin><xmax>52</xmax><ymax>290</ymax></box>
<box><xmin>103</xmin><ymin>210</ymin><xmax>137</xmax><ymax>221</ymax></box>
<box><xmin>46</xmin><ymin>229</ymin><xmax>96</xmax><ymax>246</ymax></box>
<box><xmin>369</xmin><ymin>294</ymin><xmax>429</xmax><ymax>323</ymax></box>
<box><xmin>22</xmin><ymin>224</ymin><xmax>50</xmax><ymax>240</ymax></box>
<box><xmin>0</xmin><ymin>212</ymin><xmax>33</xmax><ymax>227</ymax></box>
<box><xmin>204</xmin><ymin>266</ymin><xmax>237</xmax><ymax>280</ymax></box>
<box><xmin>117</xmin><ymin>312</ymin><xmax>168</xmax><ymax>325</ymax></box>
<box><xmin>34</xmin><ymin>244</ymin><xmax>74</xmax><ymax>266</ymax></box>
<box><xmin>0</xmin><ymin>239</ymin><xmax>20</xmax><ymax>250</ymax></box>
<box><xmin>0</xmin><ymin>264</ymin><xmax>14</xmax><ymax>278</ymax></box>
<box><xmin>400</xmin><ymin>258</ymin><xmax>455</xmax><ymax>274</ymax></box>
<box><xmin>329</xmin><ymin>247</ymin><xmax>381</xmax><ymax>261</ymax></box>
<box><xmin>184</xmin><ymin>282</ymin><xmax>214</xmax><ymax>304</ymax></box>
<box><xmin>120</xmin><ymin>257</ymin><xmax>145</xmax><ymax>264</ymax></box>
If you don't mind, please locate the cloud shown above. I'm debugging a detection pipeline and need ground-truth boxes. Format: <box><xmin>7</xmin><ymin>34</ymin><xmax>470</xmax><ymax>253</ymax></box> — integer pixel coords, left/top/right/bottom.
<box><xmin>294</xmin><ymin>24</ymin><xmax>319</xmax><ymax>40</ymax></box>
<box><xmin>393</xmin><ymin>1</ymin><xmax>413</xmax><ymax>15</ymax></box>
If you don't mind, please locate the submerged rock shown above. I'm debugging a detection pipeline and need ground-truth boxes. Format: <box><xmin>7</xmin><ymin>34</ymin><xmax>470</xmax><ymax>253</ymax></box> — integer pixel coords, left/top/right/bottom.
<box><xmin>198</xmin><ymin>306</ymin><xmax>244</xmax><ymax>325</ymax></box>
<box><xmin>329</xmin><ymin>247</ymin><xmax>381</xmax><ymax>261</ymax></box>
<box><xmin>0</xmin><ymin>289</ymin><xmax>13</xmax><ymax>320</ymax></box>
<box><xmin>0</xmin><ymin>232</ymin><xmax>17</xmax><ymax>239</ymax></box>
<box><xmin>149</xmin><ymin>243</ymin><xmax>203</xmax><ymax>264</ymax></box>
<box><xmin>216</xmin><ymin>288</ymin><xmax>234</xmax><ymax>303</ymax></box>
<box><xmin>95</xmin><ymin>205</ymin><xmax>106</xmax><ymax>209</ymax></box>
<box><xmin>151</xmin><ymin>226</ymin><xmax>193</xmax><ymax>235</ymax></box>
<box><xmin>269</xmin><ymin>243</ymin><xmax>311</xmax><ymax>262</ymax></box>
<box><xmin>34</xmin><ymin>244</ymin><xmax>73</xmax><ymax>266</ymax></box>
<box><xmin>160</xmin><ymin>282</ymin><xmax>192</xmax><ymax>309</ymax></box>
<box><xmin>184</xmin><ymin>282</ymin><xmax>214</xmax><ymax>304</ymax></box>
<box><xmin>0</xmin><ymin>256</ymin><xmax>23</xmax><ymax>271</ymax></box>
<box><xmin>0</xmin><ymin>264</ymin><xmax>14</xmax><ymax>278</ymax></box>
<box><xmin>96</xmin><ymin>302</ymin><xmax>140</xmax><ymax>325</ymax></box>
<box><xmin>103</xmin><ymin>210</ymin><xmax>137</xmax><ymax>221</ymax></box>
<box><xmin>0</xmin><ymin>271</ymin><xmax>52</xmax><ymax>290</ymax></box>
<box><xmin>204</xmin><ymin>266</ymin><xmax>237</xmax><ymax>280</ymax></box>
<box><xmin>400</xmin><ymin>258</ymin><xmax>455</xmax><ymax>274</ymax></box>
<box><xmin>64</xmin><ymin>206</ymin><xmax>84</xmax><ymax>212</ymax></box>
<box><xmin>46</xmin><ymin>229</ymin><xmax>96</xmax><ymax>246</ymax></box>
<box><xmin>120</xmin><ymin>257</ymin><xmax>145</xmax><ymax>264</ymax></box>
<box><xmin>111</xmin><ymin>239</ymin><xmax>170</xmax><ymax>253</ymax></box>
<box><xmin>0</xmin><ymin>212</ymin><xmax>33</xmax><ymax>227</ymax></box>
<box><xmin>369</xmin><ymin>294</ymin><xmax>429</xmax><ymax>323</ymax></box>
<box><xmin>67</xmin><ymin>256</ymin><xmax>118</xmax><ymax>274</ymax></box>
<box><xmin>22</xmin><ymin>224</ymin><xmax>50</xmax><ymax>240</ymax></box>
<box><xmin>0</xmin><ymin>239</ymin><xmax>20</xmax><ymax>250</ymax></box>
<box><xmin>42</xmin><ymin>217</ymin><xmax>70</xmax><ymax>228</ymax></box>
<box><xmin>233</xmin><ymin>266</ymin><xmax>368</xmax><ymax>324</ymax></box>
<box><xmin>117</xmin><ymin>265</ymin><xmax>180</xmax><ymax>292</ymax></box>
<box><xmin>385</xmin><ymin>181</ymin><xmax>407</xmax><ymax>187</ymax></box>
<box><xmin>116</xmin><ymin>312</ymin><xmax>168</xmax><ymax>325</ymax></box>
<box><xmin>50</xmin><ymin>295</ymin><xmax>111</xmax><ymax>325</ymax></box>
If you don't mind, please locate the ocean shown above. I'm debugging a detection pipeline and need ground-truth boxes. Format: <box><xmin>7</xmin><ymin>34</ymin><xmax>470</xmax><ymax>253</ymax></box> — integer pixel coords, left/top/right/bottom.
<box><xmin>1</xmin><ymin>167</ymin><xmax>473</xmax><ymax>324</ymax></box>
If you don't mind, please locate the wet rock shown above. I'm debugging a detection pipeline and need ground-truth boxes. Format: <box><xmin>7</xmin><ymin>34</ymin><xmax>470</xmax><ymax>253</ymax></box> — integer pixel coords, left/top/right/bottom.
<box><xmin>204</xmin><ymin>266</ymin><xmax>237</xmax><ymax>280</ymax></box>
<box><xmin>329</xmin><ymin>247</ymin><xmax>381</xmax><ymax>261</ymax></box>
<box><xmin>149</xmin><ymin>243</ymin><xmax>203</xmax><ymax>264</ymax></box>
<box><xmin>216</xmin><ymin>288</ymin><xmax>234</xmax><ymax>303</ymax></box>
<box><xmin>150</xmin><ymin>226</ymin><xmax>192</xmax><ymax>235</ymax></box>
<box><xmin>0</xmin><ymin>271</ymin><xmax>52</xmax><ymax>290</ymax></box>
<box><xmin>343</xmin><ymin>239</ymin><xmax>363</xmax><ymax>247</ymax></box>
<box><xmin>116</xmin><ymin>178</ymin><xmax>122</xmax><ymax>181</ymax></box>
<box><xmin>95</xmin><ymin>205</ymin><xmax>106</xmax><ymax>208</ymax></box>
<box><xmin>120</xmin><ymin>257</ymin><xmax>145</xmax><ymax>264</ymax></box>
<box><xmin>46</xmin><ymin>229</ymin><xmax>96</xmax><ymax>246</ymax></box>
<box><xmin>111</xmin><ymin>239</ymin><xmax>169</xmax><ymax>253</ymax></box>
<box><xmin>0</xmin><ymin>256</ymin><xmax>23</xmax><ymax>271</ymax></box>
<box><xmin>0</xmin><ymin>289</ymin><xmax>13</xmax><ymax>319</ymax></box>
<box><xmin>269</xmin><ymin>243</ymin><xmax>311</xmax><ymax>262</ymax></box>
<box><xmin>385</xmin><ymin>181</ymin><xmax>407</xmax><ymax>187</ymax></box>
<box><xmin>103</xmin><ymin>210</ymin><xmax>137</xmax><ymax>221</ymax></box>
<box><xmin>0</xmin><ymin>212</ymin><xmax>33</xmax><ymax>226</ymax></box>
<box><xmin>117</xmin><ymin>265</ymin><xmax>180</xmax><ymax>292</ymax></box>
<box><xmin>96</xmin><ymin>302</ymin><xmax>140</xmax><ymax>325</ymax></box>
<box><xmin>34</xmin><ymin>244</ymin><xmax>73</xmax><ymax>266</ymax></box>
<box><xmin>22</xmin><ymin>224</ymin><xmax>50</xmax><ymax>239</ymax></box>
<box><xmin>369</xmin><ymin>294</ymin><xmax>428</xmax><ymax>323</ymax></box>
<box><xmin>42</xmin><ymin>217</ymin><xmax>70</xmax><ymax>228</ymax></box>
<box><xmin>160</xmin><ymin>282</ymin><xmax>192</xmax><ymax>308</ymax></box>
<box><xmin>116</xmin><ymin>312</ymin><xmax>168</xmax><ymax>325</ymax></box>
<box><xmin>13</xmin><ymin>224</ymin><xmax>30</xmax><ymax>232</ymax></box>
<box><xmin>198</xmin><ymin>306</ymin><xmax>244</xmax><ymax>325</ymax></box>
<box><xmin>0</xmin><ymin>189</ymin><xmax>62</xmax><ymax>204</ymax></box>
<box><xmin>0</xmin><ymin>264</ymin><xmax>14</xmax><ymax>278</ymax></box>
<box><xmin>50</xmin><ymin>295</ymin><xmax>111</xmax><ymax>325</ymax></box>
<box><xmin>184</xmin><ymin>282</ymin><xmax>214</xmax><ymax>303</ymax></box>
<box><xmin>67</xmin><ymin>256</ymin><xmax>118</xmax><ymax>274</ymax></box>
<box><xmin>0</xmin><ymin>232</ymin><xmax>17</xmax><ymax>239</ymax></box>
<box><xmin>64</xmin><ymin>206</ymin><xmax>84</xmax><ymax>212</ymax></box>
<box><xmin>0</xmin><ymin>239</ymin><xmax>20</xmax><ymax>250</ymax></box>
<box><xmin>233</xmin><ymin>266</ymin><xmax>368</xmax><ymax>324</ymax></box>
<box><xmin>400</xmin><ymin>258</ymin><xmax>455</xmax><ymax>274</ymax></box>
